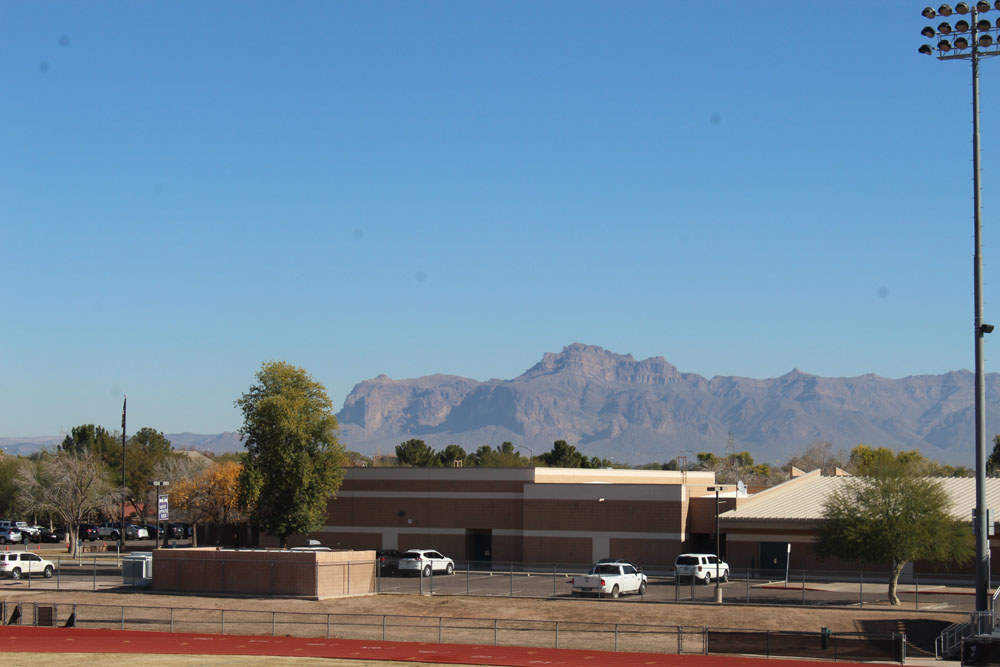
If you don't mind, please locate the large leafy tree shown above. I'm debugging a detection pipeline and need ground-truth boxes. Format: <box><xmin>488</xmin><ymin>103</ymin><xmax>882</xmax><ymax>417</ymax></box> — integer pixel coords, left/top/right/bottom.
<box><xmin>237</xmin><ymin>361</ymin><xmax>346</xmax><ymax>548</ymax></box>
<box><xmin>61</xmin><ymin>424</ymin><xmax>120</xmax><ymax>463</ymax></box>
<box><xmin>119</xmin><ymin>427</ymin><xmax>173</xmax><ymax>524</ymax></box>
<box><xmin>816</xmin><ymin>457</ymin><xmax>973</xmax><ymax>605</ymax></box>
<box><xmin>395</xmin><ymin>439</ymin><xmax>438</xmax><ymax>467</ymax></box>
<box><xmin>172</xmin><ymin>461</ymin><xmax>246</xmax><ymax>545</ymax></box>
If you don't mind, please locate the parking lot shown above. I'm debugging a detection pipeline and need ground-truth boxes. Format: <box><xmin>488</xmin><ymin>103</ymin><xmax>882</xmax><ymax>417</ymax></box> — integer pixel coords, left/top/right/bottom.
<box><xmin>374</xmin><ymin>565</ymin><xmax>976</xmax><ymax>611</ymax></box>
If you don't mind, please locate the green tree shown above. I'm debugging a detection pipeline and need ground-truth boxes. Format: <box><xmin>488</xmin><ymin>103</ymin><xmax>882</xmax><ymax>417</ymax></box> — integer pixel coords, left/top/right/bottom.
<box><xmin>0</xmin><ymin>455</ymin><xmax>25</xmax><ymax>517</ymax></box>
<box><xmin>61</xmin><ymin>424</ymin><xmax>120</xmax><ymax>464</ymax></box>
<box><xmin>395</xmin><ymin>439</ymin><xmax>438</xmax><ymax>467</ymax></box>
<box><xmin>236</xmin><ymin>361</ymin><xmax>346</xmax><ymax>548</ymax></box>
<box><xmin>438</xmin><ymin>444</ymin><xmax>467</xmax><ymax>467</ymax></box>
<box><xmin>695</xmin><ymin>452</ymin><xmax>720</xmax><ymax>469</ymax></box>
<box><xmin>816</xmin><ymin>457</ymin><xmax>973</xmax><ymax>605</ymax></box>
<box><xmin>539</xmin><ymin>440</ymin><xmax>585</xmax><ymax>467</ymax></box>
<box><xmin>120</xmin><ymin>427</ymin><xmax>173</xmax><ymax>524</ymax></box>
<box><xmin>988</xmin><ymin>435</ymin><xmax>1000</xmax><ymax>474</ymax></box>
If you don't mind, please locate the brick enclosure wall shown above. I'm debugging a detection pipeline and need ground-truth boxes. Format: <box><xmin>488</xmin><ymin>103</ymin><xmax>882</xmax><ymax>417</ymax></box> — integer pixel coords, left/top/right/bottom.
<box><xmin>609</xmin><ymin>537</ymin><xmax>683</xmax><ymax>570</ymax></box>
<box><xmin>152</xmin><ymin>548</ymin><xmax>375</xmax><ymax>599</ymax></box>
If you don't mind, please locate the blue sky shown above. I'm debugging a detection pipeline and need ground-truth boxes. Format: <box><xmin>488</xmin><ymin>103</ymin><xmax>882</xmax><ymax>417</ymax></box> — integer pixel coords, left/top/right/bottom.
<box><xmin>1</xmin><ymin>1</ymin><xmax>996</xmax><ymax>437</ymax></box>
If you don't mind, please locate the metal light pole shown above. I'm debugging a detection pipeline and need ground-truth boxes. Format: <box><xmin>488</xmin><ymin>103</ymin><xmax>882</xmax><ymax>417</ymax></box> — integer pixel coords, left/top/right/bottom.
<box><xmin>920</xmin><ymin>1</ymin><xmax>999</xmax><ymax>614</ymax></box>
<box><xmin>120</xmin><ymin>395</ymin><xmax>127</xmax><ymax>553</ymax></box>
<box><xmin>708</xmin><ymin>485</ymin><xmax>727</xmax><ymax>603</ymax></box>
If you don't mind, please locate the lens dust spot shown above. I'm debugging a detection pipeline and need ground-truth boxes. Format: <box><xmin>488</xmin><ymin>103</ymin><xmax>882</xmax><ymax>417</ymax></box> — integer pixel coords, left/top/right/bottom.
<box><xmin>877</xmin><ymin>286</ymin><xmax>889</xmax><ymax>298</ymax></box>
<box><xmin>353</xmin><ymin>228</ymin><xmax>364</xmax><ymax>241</ymax></box>
<box><xmin>415</xmin><ymin>271</ymin><xmax>427</xmax><ymax>283</ymax></box>
<box><xmin>39</xmin><ymin>62</ymin><xmax>50</xmax><ymax>74</ymax></box>
<box><xmin>710</xmin><ymin>113</ymin><xmax>721</xmax><ymax>124</ymax></box>
<box><xmin>58</xmin><ymin>35</ymin><xmax>70</xmax><ymax>47</ymax></box>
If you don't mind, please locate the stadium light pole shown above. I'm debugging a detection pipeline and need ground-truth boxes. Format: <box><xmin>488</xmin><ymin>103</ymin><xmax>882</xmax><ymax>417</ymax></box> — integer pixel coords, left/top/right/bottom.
<box><xmin>920</xmin><ymin>1</ymin><xmax>999</xmax><ymax>614</ymax></box>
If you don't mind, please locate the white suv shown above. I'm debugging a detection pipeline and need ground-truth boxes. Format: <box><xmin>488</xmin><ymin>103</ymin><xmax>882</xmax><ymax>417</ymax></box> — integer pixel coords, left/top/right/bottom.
<box><xmin>398</xmin><ymin>549</ymin><xmax>455</xmax><ymax>577</ymax></box>
<box><xmin>0</xmin><ymin>552</ymin><xmax>55</xmax><ymax>579</ymax></box>
<box><xmin>674</xmin><ymin>553</ymin><xmax>729</xmax><ymax>584</ymax></box>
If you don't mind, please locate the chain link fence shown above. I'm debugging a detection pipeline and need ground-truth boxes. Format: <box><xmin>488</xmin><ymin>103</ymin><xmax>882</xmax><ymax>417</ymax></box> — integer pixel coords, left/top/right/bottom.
<box><xmin>0</xmin><ymin>599</ymin><xmax>906</xmax><ymax>662</ymax></box>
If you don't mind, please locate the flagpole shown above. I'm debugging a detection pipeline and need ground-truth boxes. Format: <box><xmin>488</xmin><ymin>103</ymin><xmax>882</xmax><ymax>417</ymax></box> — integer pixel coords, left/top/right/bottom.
<box><xmin>121</xmin><ymin>395</ymin><xmax>126</xmax><ymax>552</ymax></box>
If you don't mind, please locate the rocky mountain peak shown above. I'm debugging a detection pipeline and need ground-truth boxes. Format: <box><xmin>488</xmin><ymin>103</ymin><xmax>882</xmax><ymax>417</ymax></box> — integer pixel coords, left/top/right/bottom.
<box><xmin>519</xmin><ymin>343</ymin><xmax>680</xmax><ymax>385</ymax></box>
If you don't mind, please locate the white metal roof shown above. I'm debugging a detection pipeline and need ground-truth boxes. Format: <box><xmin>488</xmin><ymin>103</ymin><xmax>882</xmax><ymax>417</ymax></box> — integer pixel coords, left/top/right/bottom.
<box><xmin>721</xmin><ymin>471</ymin><xmax>1000</xmax><ymax>522</ymax></box>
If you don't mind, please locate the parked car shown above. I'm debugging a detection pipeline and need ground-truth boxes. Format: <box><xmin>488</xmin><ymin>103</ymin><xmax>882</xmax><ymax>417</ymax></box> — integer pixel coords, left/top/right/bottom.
<box><xmin>166</xmin><ymin>523</ymin><xmax>187</xmax><ymax>539</ymax></box>
<box><xmin>376</xmin><ymin>549</ymin><xmax>403</xmax><ymax>575</ymax></box>
<box><xmin>397</xmin><ymin>549</ymin><xmax>454</xmax><ymax>577</ymax></box>
<box><xmin>140</xmin><ymin>524</ymin><xmax>159</xmax><ymax>539</ymax></box>
<box><xmin>125</xmin><ymin>525</ymin><xmax>149</xmax><ymax>540</ymax></box>
<box><xmin>0</xmin><ymin>552</ymin><xmax>55</xmax><ymax>580</ymax></box>
<box><xmin>96</xmin><ymin>521</ymin><xmax>123</xmax><ymax>541</ymax></box>
<box><xmin>38</xmin><ymin>527</ymin><xmax>67</xmax><ymax>543</ymax></box>
<box><xmin>0</xmin><ymin>526</ymin><xmax>22</xmax><ymax>545</ymax></box>
<box><xmin>674</xmin><ymin>553</ymin><xmax>729</xmax><ymax>584</ymax></box>
<box><xmin>572</xmin><ymin>562</ymin><xmax>647</xmax><ymax>598</ymax></box>
<box><xmin>78</xmin><ymin>524</ymin><xmax>99</xmax><ymax>542</ymax></box>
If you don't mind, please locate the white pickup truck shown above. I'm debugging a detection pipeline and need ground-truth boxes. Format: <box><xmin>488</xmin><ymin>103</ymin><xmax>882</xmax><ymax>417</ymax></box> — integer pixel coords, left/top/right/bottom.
<box><xmin>571</xmin><ymin>562</ymin><xmax>647</xmax><ymax>599</ymax></box>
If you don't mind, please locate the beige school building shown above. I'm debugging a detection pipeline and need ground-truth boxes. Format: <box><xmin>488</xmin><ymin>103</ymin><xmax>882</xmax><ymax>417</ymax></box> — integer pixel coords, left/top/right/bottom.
<box><xmin>284</xmin><ymin>466</ymin><xmax>1000</xmax><ymax>575</ymax></box>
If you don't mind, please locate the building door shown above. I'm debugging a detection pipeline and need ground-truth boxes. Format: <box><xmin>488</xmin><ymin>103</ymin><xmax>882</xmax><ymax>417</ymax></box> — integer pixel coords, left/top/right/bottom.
<box><xmin>759</xmin><ymin>542</ymin><xmax>789</xmax><ymax>577</ymax></box>
<box><xmin>466</xmin><ymin>529</ymin><xmax>492</xmax><ymax>566</ymax></box>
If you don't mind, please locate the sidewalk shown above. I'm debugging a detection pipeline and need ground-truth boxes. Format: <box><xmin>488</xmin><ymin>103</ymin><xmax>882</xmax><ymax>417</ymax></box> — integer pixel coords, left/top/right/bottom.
<box><xmin>0</xmin><ymin>626</ymin><xmax>902</xmax><ymax>667</ymax></box>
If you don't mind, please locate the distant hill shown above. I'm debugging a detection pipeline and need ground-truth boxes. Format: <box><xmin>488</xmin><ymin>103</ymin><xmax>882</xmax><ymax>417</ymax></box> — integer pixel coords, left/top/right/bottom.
<box><xmin>335</xmin><ymin>343</ymin><xmax>998</xmax><ymax>466</ymax></box>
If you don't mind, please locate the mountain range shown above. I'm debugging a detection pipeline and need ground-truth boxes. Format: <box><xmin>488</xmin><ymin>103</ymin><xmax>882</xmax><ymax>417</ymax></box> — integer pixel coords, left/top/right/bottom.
<box><xmin>335</xmin><ymin>343</ymin><xmax>999</xmax><ymax>466</ymax></box>
<box><xmin>4</xmin><ymin>344</ymin><xmax>997</xmax><ymax>466</ymax></box>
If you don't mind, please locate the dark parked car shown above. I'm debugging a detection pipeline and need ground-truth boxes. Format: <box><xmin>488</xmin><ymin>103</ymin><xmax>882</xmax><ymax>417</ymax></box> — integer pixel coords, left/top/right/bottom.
<box><xmin>166</xmin><ymin>523</ymin><xmax>189</xmax><ymax>539</ymax></box>
<box><xmin>376</xmin><ymin>549</ymin><xmax>402</xmax><ymax>575</ymax></box>
<box><xmin>39</xmin><ymin>527</ymin><xmax>67</xmax><ymax>543</ymax></box>
<box><xmin>78</xmin><ymin>524</ymin><xmax>98</xmax><ymax>542</ymax></box>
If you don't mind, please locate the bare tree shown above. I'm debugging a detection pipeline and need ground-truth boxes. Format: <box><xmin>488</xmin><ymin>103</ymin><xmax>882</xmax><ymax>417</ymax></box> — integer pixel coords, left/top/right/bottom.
<box><xmin>16</xmin><ymin>451</ymin><xmax>124</xmax><ymax>558</ymax></box>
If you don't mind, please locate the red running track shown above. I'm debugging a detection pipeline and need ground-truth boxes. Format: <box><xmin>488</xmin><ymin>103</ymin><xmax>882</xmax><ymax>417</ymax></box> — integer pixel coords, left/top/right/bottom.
<box><xmin>0</xmin><ymin>626</ymin><xmax>878</xmax><ymax>666</ymax></box>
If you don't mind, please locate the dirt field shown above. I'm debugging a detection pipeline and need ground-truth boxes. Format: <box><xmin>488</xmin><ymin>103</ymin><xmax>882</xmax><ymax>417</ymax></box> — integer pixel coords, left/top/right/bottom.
<box><xmin>1</xmin><ymin>587</ymin><xmax>964</xmax><ymax>643</ymax></box>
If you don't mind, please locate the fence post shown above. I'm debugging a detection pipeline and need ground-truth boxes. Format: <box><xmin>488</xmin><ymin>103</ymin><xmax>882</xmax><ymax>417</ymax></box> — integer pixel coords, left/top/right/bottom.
<box><xmin>170</xmin><ymin>607</ymin><xmax>174</xmax><ymax>633</ymax></box>
<box><xmin>703</xmin><ymin>626</ymin><xmax>708</xmax><ymax>655</ymax></box>
<box><xmin>746</xmin><ymin>572</ymin><xmax>750</xmax><ymax>604</ymax></box>
<box><xmin>509</xmin><ymin>561</ymin><xmax>513</xmax><ymax>597</ymax></box>
<box><xmin>494</xmin><ymin>618</ymin><xmax>498</xmax><ymax>646</ymax></box>
<box><xmin>915</xmin><ymin>574</ymin><xmax>919</xmax><ymax>610</ymax></box>
<box><xmin>56</xmin><ymin>557</ymin><xmax>60</xmax><ymax>590</ymax></box>
<box><xmin>766</xmin><ymin>629</ymin><xmax>770</xmax><ymax>658</ymax></box>
<box><xmin>466</xmin><ymin>562</ymin><xmax>470</xmax><ymax>596</ymax></box>
<box><xmin>327</xmin><ymin>613</ymin><xmax>331</xmax><ymax>639</ymax></box>
<box><xmin>614</xmin><ymin>623</ymin><xmax>619</xmax><ymax>652</ymax></box>
<box><xmin>33</xmin><ymin>602</ymin><xmax>38</xmax><ymax>626</ymax></box>
<box><xmin>801</xmin><ymin>570</ymin><xmax>805</xmax><ymax>605</ymax></box>
<box><xmin>347</xmin><ymin>560</ymin><xmax>351</xmax><ymax>597</ymax></box>
<box><xmin>675</xmin><ymin>572</ymin><xmax>679</xmax><ymax>602</ymax></box>
<box><xmin>438</xmin><ymin>616</ymin><xmax>443</xmax><ymax>643</ymax></box>
<box><xmin>690</xmin><ymin>572</ymin><xmax>695</xmax><ymax>601</ymax></box>
<box><xmin>555</xmin><ymin>621</ymin><xmax>559</xmax><ymax>649</ymax></box>
<box><xmin>677</xmin><ymin>625</ymin><xmax>682</xmax><ymax>654</ymax></box>
<box><xmin>859</xmin><ymin>571</ymin><xmax>864</xmax><ymax>608</ymax></box>
<box><xmin>221</xmin><ymin>609</ymin><xmax>225</xmax><ymax>635</ymax></box>
<box><xmin>272</xmin><ymin>611</ymin><xmax>275</xmax><ymax>636</ymax></box>
<box><xmin>552</xmin><ymin>563</ymin><xmax>556</xmax><ymax>598</ymax></box>
<box><xmin>121</xmin><ymin>606</ymin><xmax>125</xmax><ymax>631</ymax></box>
<box><xmin>92</xmin><ymin>557</ymin><xmax>97</xmax><ymax>591</ymax></box>
<box><xmin>382</xmin><ymin>615</ymin><xmax>386</xmax><ymax>641</ymax></box>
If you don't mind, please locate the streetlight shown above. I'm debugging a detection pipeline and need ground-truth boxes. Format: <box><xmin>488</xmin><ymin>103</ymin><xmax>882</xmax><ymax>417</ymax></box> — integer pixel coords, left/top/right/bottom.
<box><xmin>708</xmin><ymin>485</ymin><xmax>728</xmax><ymax>603</ymax></box>
<box><xmin>515</xmin><ymin>445</ymin><xmax>534</xmax><ymax>466</ymax></box>
<box><xmin>152</xmin><ymin>481</ymin><xmax>170</xmax><ymax>549</ymax></box>
<box><xmin>919</xmin><ymin>2</ymin><xmax>999</xmax><ymax>614</ymax></box>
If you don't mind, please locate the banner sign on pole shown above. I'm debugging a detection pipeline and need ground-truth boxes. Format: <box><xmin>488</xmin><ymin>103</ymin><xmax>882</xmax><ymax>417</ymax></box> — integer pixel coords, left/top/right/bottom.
<box><xmin>158</xmin><ymin>494</ymin><xmax>169</xmax><ymax>521</ymax></box>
